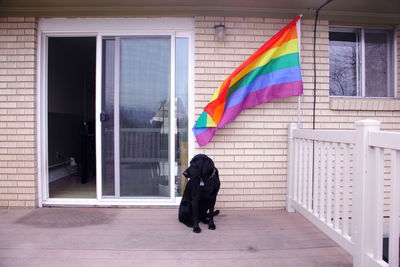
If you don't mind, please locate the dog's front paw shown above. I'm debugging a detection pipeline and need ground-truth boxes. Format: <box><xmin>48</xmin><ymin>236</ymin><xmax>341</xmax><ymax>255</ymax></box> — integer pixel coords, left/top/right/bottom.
<box><xmin>193</xmin><ymin>226</ymin><xmax>202</xmax><ymax>233</ymax></box>
<box><xmin>208</xmin><ymin>223</ymin><xmax>216</xmax><ymax>230</ymax></box>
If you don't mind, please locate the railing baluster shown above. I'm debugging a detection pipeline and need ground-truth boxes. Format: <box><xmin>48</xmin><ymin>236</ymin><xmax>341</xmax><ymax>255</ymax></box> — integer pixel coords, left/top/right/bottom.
<box><xmin>303</xmin><ymin>140</ymin><xmax>310</xmax><ymax>208</ymax></box>
<box><xmin>302</xmin><ymin>139</ymin><xmax>307</xmax><ymax>208</ymax></box>
<box><xmin>326</xmin><ymin>142</ymin><xmax>333</xmax><ymax>225</ymax></box>
<box><xmin>372</xmin><ymin>147</ymin><xmax>384</xmax><ymax>261</ymax></box>
<box><xmin>334</xmin><ymin>143</ymin><xmax>340</xmax><ymax>230</ymax></box>
<box><xmin>294</xmin><ymin>138</ymin><xmax>299</xmax><ymax>202</ymax></box>
<box><xmin>389</xmin><ymin>150</ymin><xmax>400</xmax><ymax>267</ymax></box>
<box><xmin>299</xmin><ymin>139</ymin><xmax>304</xmax><ymax>206</ymax></box>
<box><xmin>313</xmin><ymin>141</ymin><xmax>320</xmax><ymax>217</ymax></box>
<box><xmin>343</xmin><ymin>143</ymin><xmax>350</xmax><ymax>237</ymax></box>
<box><xmin>307</xmin><ymin>139</ymin><xmax>313</xmax><ymax>210</ymax></box>
<box><xmin>320</xmin><ymin>142</ymin><xmax>326</xmax><ymax>221</ymax></box>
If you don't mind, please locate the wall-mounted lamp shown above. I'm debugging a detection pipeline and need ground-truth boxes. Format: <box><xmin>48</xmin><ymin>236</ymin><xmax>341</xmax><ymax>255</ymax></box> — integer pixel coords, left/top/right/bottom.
<box><xmin>214</xmin><ymin>23</ymin><xmax>226</xmax><ymax>40</ymax></box>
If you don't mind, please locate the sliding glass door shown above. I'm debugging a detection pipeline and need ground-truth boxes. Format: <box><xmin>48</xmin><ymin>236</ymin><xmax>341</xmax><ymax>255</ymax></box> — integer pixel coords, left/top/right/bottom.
<box><xmin>102</xmin><ymin>35</ymin><xmax>188</xmax><ymax>199</ymax></box>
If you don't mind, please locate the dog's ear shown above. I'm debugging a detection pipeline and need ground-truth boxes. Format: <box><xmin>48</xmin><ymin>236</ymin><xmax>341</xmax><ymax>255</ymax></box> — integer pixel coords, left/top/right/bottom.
<box><xmin>201</xmin><ymin>156</ymin><xmax>214</xmax><ymax>178</ymax></box>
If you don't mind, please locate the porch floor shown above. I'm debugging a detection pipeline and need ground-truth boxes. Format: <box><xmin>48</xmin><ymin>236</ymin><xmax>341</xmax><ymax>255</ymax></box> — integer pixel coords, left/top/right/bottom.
<box><xmin>0</xmin><ymin>208</ymin><xmax>352</xmax><ymax>267</ymax></box>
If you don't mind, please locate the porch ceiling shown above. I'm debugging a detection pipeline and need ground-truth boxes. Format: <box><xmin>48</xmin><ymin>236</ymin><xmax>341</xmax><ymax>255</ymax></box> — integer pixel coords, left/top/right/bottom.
<box><xmin>1</xmin><ymin>0</ymin><xmax>399</xmax><ymax>25</ymax></box>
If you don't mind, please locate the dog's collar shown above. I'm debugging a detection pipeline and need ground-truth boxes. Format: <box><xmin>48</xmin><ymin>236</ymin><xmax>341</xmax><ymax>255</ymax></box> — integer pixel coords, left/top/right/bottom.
<box><xmin>202</xmin><ymin>168</ymin><xmax>216</xmax><ymax>180</ymax></box>
<box><xmin>198</xmin><ymin>168</ymin><xmax>216</xmax><ymax>186</ymax></box>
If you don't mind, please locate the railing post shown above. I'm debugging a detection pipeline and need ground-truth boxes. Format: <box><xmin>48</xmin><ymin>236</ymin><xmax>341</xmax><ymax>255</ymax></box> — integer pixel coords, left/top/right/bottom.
<box><xmin>287</xmin><ymin>123</ymin><xmax>297</xmax><ymax>213</ymax></box>
<box><xmin>353</xmin><ymin>120</ymin><xmax>381</xmax><ymax>267</ymax></box>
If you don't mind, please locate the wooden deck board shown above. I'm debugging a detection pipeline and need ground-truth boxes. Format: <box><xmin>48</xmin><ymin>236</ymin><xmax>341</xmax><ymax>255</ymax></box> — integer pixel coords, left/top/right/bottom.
<box><xmin>0</xmin><ymin>208</ymin><xmax>352</xmax><ymax>266</ymax></box>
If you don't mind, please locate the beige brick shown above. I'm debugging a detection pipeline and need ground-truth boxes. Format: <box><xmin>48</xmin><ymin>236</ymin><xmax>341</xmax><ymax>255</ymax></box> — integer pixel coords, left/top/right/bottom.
<box><xmin>0</xmin><ymin>17</ymin><xmax>36</xmax><ymax>208</ymax></box>
<box><xmin>0</xmin><ymin>181</ymin><xmax>18</xmax><ymax>187</ymax></box>
<box><xmin>243</xmin><ymin>201</ymin><xmax>264</xmax><ymax>208</ymax></box>
<box><xmin>0</xmin><ymin>194</ymin><xmax>18</xmax><ymax>200</ymax></box>
<box><xmin>8</xmin><ymin>200</ymin><xmax>26</xmax><ymax>207</ymax></box>
<box><xmin>224</xmin><ymin>202</ymin><xmax>244</xmax><ymax>208</ymax></box>
<box><xmin>17</xmin><ymin>194</ymin><xmax>35</xmax><ymax>200</ymax></box>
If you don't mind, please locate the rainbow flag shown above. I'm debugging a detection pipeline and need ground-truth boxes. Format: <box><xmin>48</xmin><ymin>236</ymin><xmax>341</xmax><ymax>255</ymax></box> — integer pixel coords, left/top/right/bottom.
<box><xmin>194</xmin><ymin>16</ymin><xmax>304</xmax><ymax>147</ymax></box>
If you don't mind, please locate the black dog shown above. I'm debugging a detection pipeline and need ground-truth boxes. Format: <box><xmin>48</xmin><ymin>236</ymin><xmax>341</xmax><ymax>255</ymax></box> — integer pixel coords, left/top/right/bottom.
<box><xmin>178</xmin><ymin>154</ymin><xmax>220</xmax><ymax>233</ymax></box>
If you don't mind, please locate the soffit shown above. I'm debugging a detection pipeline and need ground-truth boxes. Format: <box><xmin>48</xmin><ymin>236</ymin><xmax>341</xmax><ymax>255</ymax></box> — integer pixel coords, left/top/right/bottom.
<box><xmin>0</xmin><ymin>0</ymin><xmax>399</xmax><ymax>25</ymax></box>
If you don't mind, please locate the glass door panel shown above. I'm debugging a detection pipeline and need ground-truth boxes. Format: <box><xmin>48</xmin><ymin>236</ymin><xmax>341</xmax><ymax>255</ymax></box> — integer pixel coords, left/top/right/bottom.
<box><xmin>119</xmin><ymin>37</ymin><xmax>171</xmax><ymax>197</ymax></box>
<box><xmin>101</xmin><ymin>34</ymin><xmax>189</xmax><ymax>199</ymax></box>
<box><xmin>175</xmin><ymin>37</ymin><xmax>189</xmax><ymax>196</ymax></box>
<box><xmin>102</xmin><ymin>39</ymin><xmax>115</xmax><ymax>196</ymax></box>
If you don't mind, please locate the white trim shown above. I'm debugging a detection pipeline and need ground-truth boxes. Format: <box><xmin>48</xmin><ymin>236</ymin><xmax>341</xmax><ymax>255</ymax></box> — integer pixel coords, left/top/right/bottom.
<box><xmin>39</xmin><ymin>33</ymin><xmax>50</xmax><ymax>203</ymax></box>
<box><xmin>43</xmin><ymin>196</ymin><xmax>182</xmax><ymax>207</ymax></box>
<box><xmin>36</xmin><ymin>31</ymin><xmax>44</xmax><ymax>207</ymax></box>
<box><xmin>170</xmin><ymin>34</ymin><xmax>176</xmax><ymax>200</ymax></box>
<box><xmin>95</xmin><ymin>35</ymin><xmax>103</xmax><ymax>201</ymax></box>
<box><xmin>39</xmin><ymin>18</ymin><xmax>194</xmax><ymax>33</ymax></box>
<box><xmin>293</xmin><ymin>129</ymin><xmax>356</xmax><ymax>144</ymax></box>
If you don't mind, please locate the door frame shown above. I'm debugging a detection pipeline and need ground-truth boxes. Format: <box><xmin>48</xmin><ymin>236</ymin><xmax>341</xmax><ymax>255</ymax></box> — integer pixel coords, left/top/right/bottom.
<box><xmin>37</xmin><ymin>17</ymin><xmax>195</xmax><ymax>207</ymax></box>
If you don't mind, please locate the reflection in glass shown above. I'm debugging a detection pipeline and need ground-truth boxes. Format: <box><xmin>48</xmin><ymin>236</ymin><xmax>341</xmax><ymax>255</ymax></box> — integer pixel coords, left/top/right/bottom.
<box><xmin>102</xmin><ymin>39</ymin><xmax>115</xmax><ymax>196</ymax></box>
<box><xmin>329</xmin><ymin>30</ymin><xmax>360</xmax><ymax>96</ymax></box>
<box><xmin>175</xmin><ymin>38</ymin><xmax>189</xmax><ymax>196</ymax></box>
<box><xmin>119</xmin><ymin>37</ymin><xmax>171</xmax><ymax>197</ymax></box>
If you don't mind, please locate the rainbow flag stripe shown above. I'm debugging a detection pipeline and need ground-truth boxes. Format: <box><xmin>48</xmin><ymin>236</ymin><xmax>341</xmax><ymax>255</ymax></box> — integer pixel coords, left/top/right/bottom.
<box><xmin>194</xmin><ymin>16</ymin><xmax>304</xmax><ymax>147</ymax></box>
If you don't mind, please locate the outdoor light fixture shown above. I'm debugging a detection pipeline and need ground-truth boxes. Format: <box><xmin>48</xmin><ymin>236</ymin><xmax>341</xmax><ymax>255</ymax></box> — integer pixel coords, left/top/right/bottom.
<box><xmin>214</xmin><ymin>23</ymin><xmax>226</xmax><ymax>40</ymax></box>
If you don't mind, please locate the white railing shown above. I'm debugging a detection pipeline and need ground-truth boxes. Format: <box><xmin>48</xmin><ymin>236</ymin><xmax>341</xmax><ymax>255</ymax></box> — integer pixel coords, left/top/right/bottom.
<box><xmin>287</xmin><ymin>120</ymin><xmax>400</xmax><ymax>267</ymax></box>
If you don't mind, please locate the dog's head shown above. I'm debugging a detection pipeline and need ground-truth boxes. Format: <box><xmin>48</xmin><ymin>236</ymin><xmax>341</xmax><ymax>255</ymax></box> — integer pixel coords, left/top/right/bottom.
<box><xmin>183</xmin><ymin>154</ymin><xmax>215</xmax><ymax>179</ymax></box>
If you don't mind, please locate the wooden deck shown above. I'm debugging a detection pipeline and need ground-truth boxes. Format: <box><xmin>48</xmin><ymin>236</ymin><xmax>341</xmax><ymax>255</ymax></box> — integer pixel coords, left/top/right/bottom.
<box><xmin>0</xmin><ymin>208</ymin><xmax>352</xmax><ymax>267</ymax></box>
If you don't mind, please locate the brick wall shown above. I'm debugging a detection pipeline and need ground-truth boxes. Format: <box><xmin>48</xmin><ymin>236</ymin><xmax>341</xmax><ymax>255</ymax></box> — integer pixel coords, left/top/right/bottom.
<box><xmin>193</xmin><ymin>16</ymin><xmax>400</xmax><ymax>210</ymax></box>
<box><xmin>0</xmin><ymin>16</ymin><xmax>397</xmax><ymax>209</ymax></box>
<box><xmin>0</xmin><ymin>17</ymin><xmax>37</xmax><ymax>207</ymax></box>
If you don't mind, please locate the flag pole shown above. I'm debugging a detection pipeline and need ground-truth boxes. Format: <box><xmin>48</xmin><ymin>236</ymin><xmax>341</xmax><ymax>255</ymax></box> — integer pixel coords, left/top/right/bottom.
<box><xmin>296</xmin><ymin>14</ymin><xmax>303</xmax><ymax>128</ymax></box>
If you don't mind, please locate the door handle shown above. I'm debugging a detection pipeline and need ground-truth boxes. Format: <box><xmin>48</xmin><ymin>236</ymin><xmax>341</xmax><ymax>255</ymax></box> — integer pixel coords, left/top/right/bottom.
<box><xmin>100</xmin><ymin>112</ymin><xmax>108</xmax><ymax>122</ymax></box>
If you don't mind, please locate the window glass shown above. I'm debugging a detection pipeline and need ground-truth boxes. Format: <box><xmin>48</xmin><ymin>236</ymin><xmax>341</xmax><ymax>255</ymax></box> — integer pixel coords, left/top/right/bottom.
<box><xmin>329</xmin><ymin>30</ymin><xmax>360</xmax><ymax>96</ymax></box>
<box><xmin>119</xmin><ymin>36</ymin><xmax>171</xmax><ymax>197</ymax></box>
<box><xmin>365</xmin><ymin>30</ymin><xmax>394</xmax><ymax>97</ymax></box>
<box><xmin>329</xmin><ymin>27</ymin><xmax>395</xmax><ymax>98</ymax></box>
<box><xmin>175</xmin><ymin>37</ymin><xmax>189</xmax><ymax>197</ymax></box>
<box><xmin>102</xmin><ymin>39</ymin><xmax>115</xmax><ymax>196</ymax></box>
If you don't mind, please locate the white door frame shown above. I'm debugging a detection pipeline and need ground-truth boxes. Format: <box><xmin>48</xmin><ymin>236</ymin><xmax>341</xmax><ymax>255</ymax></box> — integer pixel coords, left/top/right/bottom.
<box><xmin>37</xmin><ymin>17</ymin><xmax>194</xmax><ymax>206</ymax></box>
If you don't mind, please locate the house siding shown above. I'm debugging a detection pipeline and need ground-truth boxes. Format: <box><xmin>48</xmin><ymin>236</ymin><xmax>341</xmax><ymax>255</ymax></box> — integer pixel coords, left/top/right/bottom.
<box><xmin>193</xmin><ymin>16</ymin><xmax>400</xmax><ymax>210</ymax></box>
<box><xmin>0</xmin><ymin>16</ymin><xmax>398</xmax><ymax>209</ymax></box>
<box><xmin>0</xmin><ymin>17</ymin><xmax>37</xmax><ymax>207</ymax></box>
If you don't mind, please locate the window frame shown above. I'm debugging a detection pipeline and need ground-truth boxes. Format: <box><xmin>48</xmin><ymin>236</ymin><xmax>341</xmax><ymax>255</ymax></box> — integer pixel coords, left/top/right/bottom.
<box><xmin>37</xmin><ymin>18</ymin><xmax>195</xmax><ymax>207</ymax></box>
<box><xmin>329</xmin><ymin>26</ymin><xmax>397</xmax><ymax>99</ymax></box>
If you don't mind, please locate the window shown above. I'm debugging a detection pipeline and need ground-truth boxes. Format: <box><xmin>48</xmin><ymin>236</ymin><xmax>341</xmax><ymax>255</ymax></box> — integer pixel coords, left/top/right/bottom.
<box><xmin>329</xmin><ymin>27</ymin><xmax>395</xmax><ymax>98</ymax></box>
